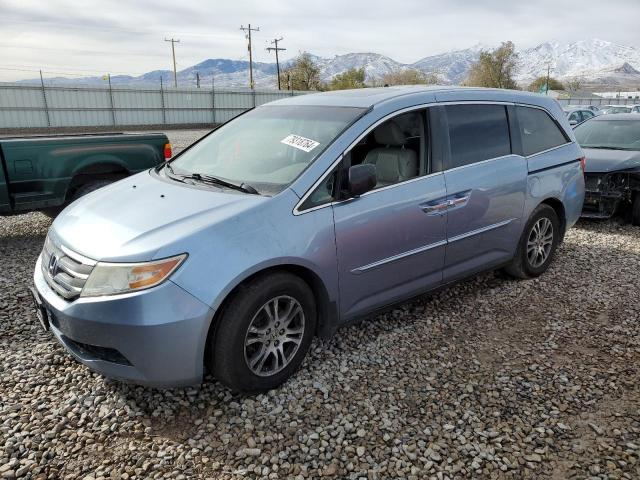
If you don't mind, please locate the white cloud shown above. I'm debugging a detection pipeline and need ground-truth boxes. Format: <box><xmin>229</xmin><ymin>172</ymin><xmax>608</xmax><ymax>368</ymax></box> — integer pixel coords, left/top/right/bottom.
<box><xmin>0</xmin><ymin>0</ymin><xmax>638</xmax><ymax>80</ymax></box>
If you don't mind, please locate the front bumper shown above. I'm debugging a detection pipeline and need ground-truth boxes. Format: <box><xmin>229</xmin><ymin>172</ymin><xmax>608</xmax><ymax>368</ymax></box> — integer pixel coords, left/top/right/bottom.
<box><xmin>581</xmin><ymin>191</ymin><xmax>621</xmax><ymax>219</ymax></box>
<box><xmin>34</xmin><ymin>255</ymin><xmax>213</xmax><ymax>387</ymax></box>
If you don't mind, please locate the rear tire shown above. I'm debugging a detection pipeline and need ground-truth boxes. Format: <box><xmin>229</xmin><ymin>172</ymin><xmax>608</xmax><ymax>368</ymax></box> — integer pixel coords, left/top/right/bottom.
<box><xmin>631</xmin><ymin>193</ymin><xmax>640</xmax><ymax>226</ymax></box>
<box><xmin>41</xmin><ymin>207</ymin><xmax>63</xmax><ymax>219</ymax></box>
<box><xmin>40</xmin><ymin>179</ymin><xmax>117</xmax><ymax>218</ymax></box>
<box><xmin>505</xmin><ymin>204</ymin><xmax>560</xmax><ymax>279</ymax></box>
<box><xmin>211</xmin><ymin>272</ymin><xmax>316</xmax><ymax>393</ymax></box>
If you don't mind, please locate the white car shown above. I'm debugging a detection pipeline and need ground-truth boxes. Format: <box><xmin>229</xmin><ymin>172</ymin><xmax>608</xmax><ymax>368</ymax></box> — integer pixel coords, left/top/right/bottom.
<box><xmin>601</xmin><ymin>105</ymin><xmax>632</xmax><ymax>114</ymax></box>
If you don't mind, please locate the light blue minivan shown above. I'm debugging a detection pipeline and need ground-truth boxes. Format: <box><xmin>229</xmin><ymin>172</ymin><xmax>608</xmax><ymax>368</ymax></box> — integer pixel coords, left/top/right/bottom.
<box><xmin>32</xmin><ymin>86</ymin><xmax>585</xmax><ymax>392</ymax></box>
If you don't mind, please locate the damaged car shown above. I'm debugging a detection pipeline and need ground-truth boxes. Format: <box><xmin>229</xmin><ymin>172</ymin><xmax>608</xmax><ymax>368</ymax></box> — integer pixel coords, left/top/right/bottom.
<box><xmin>575</xmin><ymin>114</ymin><xmax>640</xmax><ymax>224</ymax></box>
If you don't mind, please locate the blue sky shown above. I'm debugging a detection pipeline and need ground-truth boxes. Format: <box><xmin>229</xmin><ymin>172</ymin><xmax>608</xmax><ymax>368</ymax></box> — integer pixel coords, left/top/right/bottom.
<box><xmin>1</xmin><ymin>0</ymin><xmax>638</xmax><ymax>80</ymax></box>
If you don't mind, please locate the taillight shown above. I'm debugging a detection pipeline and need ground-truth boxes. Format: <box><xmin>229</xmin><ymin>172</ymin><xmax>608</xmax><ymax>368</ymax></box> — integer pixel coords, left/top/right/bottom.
<box><xmin>579</xmin><ymin>156</ymin><xmax>586</xmax><ymax>173</ymax></box>
<box><xmin>164</xmin><ymin>143</ymin><xmax>172</xmax><ymax>160</ymax></box>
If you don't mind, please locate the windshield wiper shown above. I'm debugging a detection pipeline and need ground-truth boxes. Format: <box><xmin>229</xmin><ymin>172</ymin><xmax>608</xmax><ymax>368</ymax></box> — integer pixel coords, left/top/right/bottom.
<box><xmin>163</xmin><ymin>164</ymin><xmax>259</xmax><ymax>194</ymax></box>
<box><xmin>164</xmin><ymin>163</ymin><xmax>194</xmax><ymax>184</ymax></box>
<box><xmin>185</xmin><ymin>173</ymin><xmax>259</xmax><ymax>194</ymax></box>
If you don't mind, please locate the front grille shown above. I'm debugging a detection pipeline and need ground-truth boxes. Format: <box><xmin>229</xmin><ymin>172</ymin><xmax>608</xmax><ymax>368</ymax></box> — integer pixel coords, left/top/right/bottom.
<box><xmin>41</xmin><ymin>236</ymin><xmax>96</xmax><ymax>300</ymax></box>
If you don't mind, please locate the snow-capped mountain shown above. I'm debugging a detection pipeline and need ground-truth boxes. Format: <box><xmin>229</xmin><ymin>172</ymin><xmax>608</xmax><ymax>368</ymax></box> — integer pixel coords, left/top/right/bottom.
<box><xmin>13</xmin><ymin>38</ymin><xmax>640</xmax><ymax>89</ymax></box>
<box><xmin>410</xmin><ymin>45</ymin><xmax>487</xmax><ymax>84</ymax></box>
<box><xmin>314</xmin><ymin>53</ymin><xmax>404</xmax><ymax>81</ymax></box>
<box><xmin>516</xmin><ymin>39</ymin><xmax>640</xmax><ymax>83</ymax></box>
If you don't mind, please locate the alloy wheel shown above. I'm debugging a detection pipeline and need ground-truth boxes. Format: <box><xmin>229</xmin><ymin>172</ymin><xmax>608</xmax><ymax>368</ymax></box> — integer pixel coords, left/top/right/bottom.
<box><xmin>243</xmin><ymin>295</ymin><xmax>305</xmax><ymax>377</ymax></box>
<box><xmin>527</xmin><ymin>217</ymin><xmax>554</xmax><ymax>268</ymax></box>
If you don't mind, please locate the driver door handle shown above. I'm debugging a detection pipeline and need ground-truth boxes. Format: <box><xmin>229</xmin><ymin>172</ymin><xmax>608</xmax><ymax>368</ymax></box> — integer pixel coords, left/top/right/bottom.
<box><xmin>420</xmin><ymin>200</ymin><xmax>449</xmax><ymax>216</ymax></box>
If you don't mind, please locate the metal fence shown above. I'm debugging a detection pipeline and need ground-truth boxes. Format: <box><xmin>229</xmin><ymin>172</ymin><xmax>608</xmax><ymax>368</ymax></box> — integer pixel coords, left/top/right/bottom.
<box><xmin>3</xmin><ymin>83</ymin><xmax>638</xmax><ymax>129</ymax></box>
<box><xmin>0</xmin><ymin>83</ymin><xmax>310</xmax><ymax>129</ymax></box>
<box><xmin>557</xmin><ymin>97</ymin><xmax>639</xmax><ymax>107</ymax></box>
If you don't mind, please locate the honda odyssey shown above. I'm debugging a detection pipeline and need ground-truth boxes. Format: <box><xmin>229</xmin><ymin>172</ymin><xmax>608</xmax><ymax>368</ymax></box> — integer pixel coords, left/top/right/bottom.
<box><xmin>32</xmin><ymin>86</ymin><xmax>585</xmax><ymax>392</ymax></box>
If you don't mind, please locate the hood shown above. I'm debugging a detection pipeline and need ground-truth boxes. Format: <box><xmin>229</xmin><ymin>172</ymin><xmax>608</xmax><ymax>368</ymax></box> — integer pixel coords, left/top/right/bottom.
<box><xmin>583</xmin><ymin>148</ymin><xmax>640</xmax><ymax>173</ymax></box>
<box><xmin>50</xmin><ymin>170</ymin><xmax>268</xmax><ymax>261</ymax></box>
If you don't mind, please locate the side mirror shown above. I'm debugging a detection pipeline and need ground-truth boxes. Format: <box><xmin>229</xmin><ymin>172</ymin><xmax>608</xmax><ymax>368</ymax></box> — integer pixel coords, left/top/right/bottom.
<box><xmin>569</xmin><ymin>119</ymin><xmax>578</xmax><ymax>126</ymax></box>
<box><xmin>348</xmin><ymin>164</ymin><xmax>377</xmax><ymax>197</ymax></box>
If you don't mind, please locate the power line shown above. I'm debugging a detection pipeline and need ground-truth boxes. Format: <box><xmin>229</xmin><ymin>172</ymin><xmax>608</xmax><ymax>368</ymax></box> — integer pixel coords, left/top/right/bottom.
<box><xmin>0</xmin><ymin>65</ymin><xmax>148</xmax><ymax>77</ymax></box>
<box><xmin>240</xmin><ymin>24</ymin><xmax>259</xmax><ymax>89</ymax></box>
<box><xmin>1</xmin><ymin>44</ymin><xmax>169</xmax><ymax>59</ymax></box>
<box><xmin>267</xmin><ymin>37</ymin><xmax>286</xmax><ymax>90</ymax></box>
<box><xmin>164</xmin><ymin>38</ymin><xmax>180</xmax><ymax>87</ymax></box>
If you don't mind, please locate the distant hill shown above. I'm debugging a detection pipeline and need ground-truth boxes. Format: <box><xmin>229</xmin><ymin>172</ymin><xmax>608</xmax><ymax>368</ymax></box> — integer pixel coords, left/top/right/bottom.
<box><xmin>15</xmin><ymin>38</ymin><xmax>640</xmax><ymax>89</ymax></box>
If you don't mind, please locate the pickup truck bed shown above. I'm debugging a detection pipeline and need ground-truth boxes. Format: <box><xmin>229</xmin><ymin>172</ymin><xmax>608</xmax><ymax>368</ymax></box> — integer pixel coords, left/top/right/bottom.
<box><xmin>0</xmin><ymin>132</ymin><xmax>170</xmax><ymax>215</ymax></box>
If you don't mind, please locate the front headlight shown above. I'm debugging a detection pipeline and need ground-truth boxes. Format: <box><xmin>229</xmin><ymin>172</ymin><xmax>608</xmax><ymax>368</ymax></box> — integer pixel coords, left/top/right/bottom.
<box><xmin>81</xmin><ymin>254</ymin><xmax>187</xmax><ymax>297</ymax></box>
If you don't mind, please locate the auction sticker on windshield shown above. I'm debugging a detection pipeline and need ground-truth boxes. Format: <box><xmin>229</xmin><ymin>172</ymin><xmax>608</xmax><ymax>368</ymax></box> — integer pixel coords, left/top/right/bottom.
<box><xmin>280</xmin><ymin>134</ymin><xmax>320</xmax><ymax>153</ymax></box>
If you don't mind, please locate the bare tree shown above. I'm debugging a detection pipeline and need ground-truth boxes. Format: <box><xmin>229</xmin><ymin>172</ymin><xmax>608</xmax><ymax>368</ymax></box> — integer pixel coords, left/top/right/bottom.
<box><xmin>381</xmin><ymin>68</ymin><xmax>439</xmax><ymax>86</ymax></box>
<box><xmin>279</xmin><ymin>53</ymin><xmax>322</xmax><ymax>91</ymax></box>
<box><xmin>528</xmin><ymin>76</ymin><xmax>565</xmax><ymax>92</ymax></box>
<box><xmin>464</xmin><ymin>41</ymin><xmax>519</xmax><ymax>89</ymax></box>
<box><xmin>328</xmin><ymin>68</ymin><xmax>366</xmax><ymax>90</ymax></box>
<box><xmin>565</xmin><ymin>77</ymin><xmax>584</xmax><ymax>92</ymax></box>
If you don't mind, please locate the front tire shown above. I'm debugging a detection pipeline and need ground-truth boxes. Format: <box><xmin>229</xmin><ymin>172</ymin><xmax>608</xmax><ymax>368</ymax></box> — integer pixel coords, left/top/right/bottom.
<box><xmin>505</xmin><ymin>204</ymin><xmax>560</xmax><ymax>279</ymax></box>
<box><xmin>211</xmin><ymin>272</ymin><xmax>316</xmax><ymax>393</ymax></box>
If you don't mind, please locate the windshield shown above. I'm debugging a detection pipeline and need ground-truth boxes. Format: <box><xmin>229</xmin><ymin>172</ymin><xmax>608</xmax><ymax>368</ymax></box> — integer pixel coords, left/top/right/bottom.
<box><xmin>168</xmin><ymin>105</ymin><xmax>365</xmax><ymax>195</ymax></box>
<box><xmin>574</xmin><ymin>119</ymin><xmax>640</xmax><ymax>150</ymax></box>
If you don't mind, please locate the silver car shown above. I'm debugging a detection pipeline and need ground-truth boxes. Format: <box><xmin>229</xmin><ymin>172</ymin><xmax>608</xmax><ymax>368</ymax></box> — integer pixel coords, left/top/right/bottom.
<box><xmin>32</xmin><ymin>87</ymin><xmax>585</xmax><ymax>392</ymax></box>
<box><xmin>564</xmin><ymin>107</ymin><xmax>596</xmax><ymax>126</ymax></box>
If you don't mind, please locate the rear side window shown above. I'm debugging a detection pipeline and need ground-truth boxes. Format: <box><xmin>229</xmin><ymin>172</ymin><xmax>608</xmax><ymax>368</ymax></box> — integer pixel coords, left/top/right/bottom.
<box><xmin>517</xmin><ymin>106</ymin><xmax>568</xmax><ymax>156</ymax></box>
<box><xmin>445</xmin><ymin>104</ymin><xmax>511</xmax><ymax>168</ymax></box>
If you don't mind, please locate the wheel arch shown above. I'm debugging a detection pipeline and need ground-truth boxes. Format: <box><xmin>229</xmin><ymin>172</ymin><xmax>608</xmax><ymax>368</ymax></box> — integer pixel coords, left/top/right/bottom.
<box><xmin>203</xmin><ymin>263</ymin><xmax>337</xmax><ymax>372</ymax></box>
<box><xmin>66</xmin><ymin>161</ymin><xmax>130</xmax><ymax>200</ymax></box>
<box><xmin>539</xmin><ymin>197</ymin><xmax>567</xmax><ymax>241</ymax></box>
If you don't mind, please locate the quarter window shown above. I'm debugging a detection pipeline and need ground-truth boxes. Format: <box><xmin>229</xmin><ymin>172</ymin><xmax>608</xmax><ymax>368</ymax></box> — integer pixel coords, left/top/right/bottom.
<box><xmin>517</xmin><ymin>106</ymin><xmax>569</xmax><ymax>156</ymax></box>
<box><xmin>445</xmin><ymin>104</ymin><xmax>511</xmax><ymax>168</ymax></box>
<box><xmin>299</xmin><ymin>170</ymin><xmax>337</xmax><ymax>210</ymax></box>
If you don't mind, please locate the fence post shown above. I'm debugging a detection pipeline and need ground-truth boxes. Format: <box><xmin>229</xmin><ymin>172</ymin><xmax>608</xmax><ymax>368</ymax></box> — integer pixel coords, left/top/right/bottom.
<box><xmin>212</xmin><ymin>78</ymin><xmax>216</xmax><ymax>125</ymax></box>
<box><xmin>39</xmin><ymin>70</ymin><xmax>51</xmax><ymax>127</ymax></box>
<box><xmin>160</xmin><ymin>77</ymin><xmax>166</xmax><ymax>124</ymax></box>
<box><xmin>107</xmin><ymin>74</ymin><xmax>116</xmax><ymax>126</ymax></box>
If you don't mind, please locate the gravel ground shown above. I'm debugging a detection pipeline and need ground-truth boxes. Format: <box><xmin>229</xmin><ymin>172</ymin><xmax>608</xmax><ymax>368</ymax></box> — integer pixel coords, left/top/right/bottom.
<box><xmin>162</xmin><ymin>130</ymin><xmax>211</xmax><ymax>155</ymax></box>
<box><xmin>1</xmin><ymin>213</ymin><xmax>639</xmax><ymax>479</ymax></box>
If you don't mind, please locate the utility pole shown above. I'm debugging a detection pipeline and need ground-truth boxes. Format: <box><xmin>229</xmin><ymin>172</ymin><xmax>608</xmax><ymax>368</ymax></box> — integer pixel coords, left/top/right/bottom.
<box><xmin>545</xmin><ymin>63</ymin><xmax>550</xmax><ymax>95</ymax></box>
<box><xmin>164</xmin><ymin>37</ymin><xmax>180</xmax><ymax>88</ymax></box>
<box><xmin>240</xmin><ymin>24</ymin><xmax>259</xmax><ymax>89</ymax></box>
<box><xmin>267</xmin><ymin>37</ymin><xmax>286</xmax><ymax>90</ymax></box>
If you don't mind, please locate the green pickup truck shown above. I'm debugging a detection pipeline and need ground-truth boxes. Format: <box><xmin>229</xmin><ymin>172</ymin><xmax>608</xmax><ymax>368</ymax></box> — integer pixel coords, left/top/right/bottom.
<box><xmin>0</xmin><ymin>133</ymin><xmax>170</xmax><ymax>216</ymax></box>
